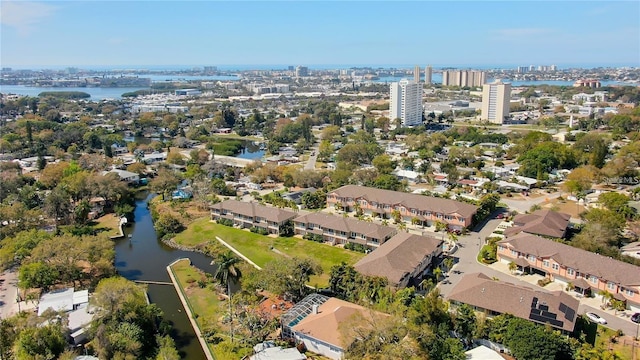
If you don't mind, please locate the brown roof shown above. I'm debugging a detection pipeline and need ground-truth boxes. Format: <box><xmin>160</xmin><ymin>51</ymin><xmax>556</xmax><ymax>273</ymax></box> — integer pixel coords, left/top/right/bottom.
<box><xmin>291</xmin><ymin>297</ymin><xmax>387</xmax><ymax>348</ymax></box>
<box><xmin>446</xmin><ymin>273</ymin><xmax>579</xmax><ymax>332</ymax></box>
<box><xmin>505</xmin><ymin>209</ymin><xmax>570</xmax><ymax>238</ymax></box>
<box><xmin>211</xmin><ymin>200</ymin><xmax>297</xmax><ymax>223</ymax></box>
<box><xmin>354</xmin><ymin>233</ymin><xmax>443</xmax><ymax>286</ymax></box>
<box><xmin>499</xmin><ymin>233</ymin><xmax>640</xmax><ymax>287</ymax></box>
<box><xmin>293</xmin><ymin>212</ymin><xmax>397</xmax><ymax>241</ymax></box>
<box><xmin>329</xmin><ymin>185</ymin><xmax>478</xmax><ymax>218</ymax></box>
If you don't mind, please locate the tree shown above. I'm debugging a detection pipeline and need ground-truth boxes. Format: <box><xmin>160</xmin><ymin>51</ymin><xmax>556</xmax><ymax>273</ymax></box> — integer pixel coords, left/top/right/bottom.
<box><xmin>14</xmin><ymin>324</ymin><xmax>67</xmax><ymax>360</ymax></box>
<box><xmin>372</xmin><ymin>154</ymin><xmax>396</xmax><ymax>175</ymax></box>
<box><xmin>508</xmin><ymin>261</ymin><xmax>517</xmax><ymax>274</ymax></box>
<box><xmin>166</xmin><ymin>148</ymin><xmax>185</xmax><ymax>165</ymax></box>
<box><xmin>454</xmin><ymin>304</ymin><xmax>477</xmax><ymax>343</ymax></box>
<box><xmin>245</xmin><ymin>257</ymin><xmax>321</xmax><ymax>303</ymax></box>
<box><xmin>213</xmin><ymin>251</ymin><xmax>243</xmax><ymax>343</ymax></box>
<box><xmin>433</xmin><ymin>267</ymin><xmax>443</xmax><ymax>282</ymax></box>
<box><xmin>443</xmin><ymin>257</ymin><xmax>454</xmax><ymax>273</ymax></box>
<box><xmin>563</xmin><ymin>166</ymin><xmax>598</xmax><ymax>195</ymax></box>
<box><xmin>18</xmin><ymin>262</ymin><xmax>59</xmax><ymax>291</ymax></box>
<box><xmin>155</xmin><ymin>213</ymin><xmax>184</xmax><ymax>239</ymax></box>
<box><xmin>149</xmin><ymin>168</ymin><xmax>182</xmax><ymax>200</ymax></box>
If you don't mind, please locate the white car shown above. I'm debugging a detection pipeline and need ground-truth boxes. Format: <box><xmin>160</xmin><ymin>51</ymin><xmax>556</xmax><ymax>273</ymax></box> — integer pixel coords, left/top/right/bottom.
<box><xmin>585</xmin><ymin>312</ymin><xmax>607</xmax><ymax>324</ymax></box>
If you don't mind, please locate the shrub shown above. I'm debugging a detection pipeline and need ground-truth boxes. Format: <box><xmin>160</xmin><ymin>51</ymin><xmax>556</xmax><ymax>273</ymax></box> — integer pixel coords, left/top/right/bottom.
<box><xmin>537</xmin><ymin>278</ymin><xmax>552</xmax><ymax>287</ymax></box>
<box><xmin>303</xmin><ymin>233</ymin><xmax>323</xmax><ymax>242</ymax></box>
<box><xmin>344</xmin><ymin>242</ymin><xmax>368</xmax><ymax>253</ymax></box>
<box><xmin>217</xmin><ymin>218</ymin><xmax>234</xmax><ymax>227</ymax></box>
<box><xmin>250</xmin><ymin>226</ymin><xmax>269</xmax><ymax>235</ymax></box>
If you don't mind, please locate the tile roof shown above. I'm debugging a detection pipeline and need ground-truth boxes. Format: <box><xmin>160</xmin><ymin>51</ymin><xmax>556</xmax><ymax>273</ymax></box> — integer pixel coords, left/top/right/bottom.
<box><xmin>504</xmin><ymin>209</ymin><xmax>571</xmax><ymax>238</ymax></box>
<box><xmin>293</xmin><ymin>212</ymin><xmax>397</xmax><ymax>241</ymax></box>
<box><xmin>354</xmin><ymin>233</ymin><xmax>443</xmax><ymax>286</ymax></box>
<box><xmin>329</xmin><ymin>185</ymin><xmax>478</xmax><ymax>218</ymax></box>
<box><xmin>291</xmin><ymin>297</ymin><xmax>387</xmax><ymax>348</ymax></box>
<box><xmin>211</xmin><ymin>200</ymin><xmax>297</xmax><ymax>223</ymax></box>
<box><xmin>499</xmin><ymin>233</ymin><xmax>640</xmax><ymax>287</ymax></box>
<box><xmin>446</xmin><ymin>273</ymin><xmax>579</xmax><ymax>332</ymax></box>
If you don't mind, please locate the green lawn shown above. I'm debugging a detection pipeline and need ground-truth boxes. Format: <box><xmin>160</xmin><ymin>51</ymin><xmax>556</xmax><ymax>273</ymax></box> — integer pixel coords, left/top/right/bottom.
<box><xmin>174</xmin><ymin>217</ymin><xmax>366</xmax><ymax>287</ymax></box>
<box><xmin>170</xmin><ymin>259</ymin><xmax>252</xmax><ymax>360</ymax></box>
<box><xmin>91</xmin><ymin>214</ymin><xmax>122</xmax><ymax>237</ymax></box>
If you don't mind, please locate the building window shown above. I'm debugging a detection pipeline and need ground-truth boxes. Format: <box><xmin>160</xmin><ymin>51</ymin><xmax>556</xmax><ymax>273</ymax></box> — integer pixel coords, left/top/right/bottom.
<box><xmin>567</xmin><ymin>268</ymin><xmax>575</xmax><ymax>276</ymax></box>
<box><xmin>543</xmin><ymin>260</ymin><xmax>550</xmax><ymax>268</ymax></box>
<box><xmin>528</xmin><ymin>254</ymin><xmax>536</xmax><ymax>262</ymax></box>
<box><xmin>510</xmin><ymin>250</ymin><xmax>517</xmax><ymax>256</ymax></box>
<box><xmin>552</xmin><ymin>263</ymin><xmax>559</xmax><ymax>271</ymax></box>
<box><xmin>498</xmin><ymin>245</ymin><xmax>504</xmax><ymax>251</ymax></box>
<box><xmin>625</xmin><ymin>289</ymin><xmax>634</xmax><ymax>297</ymax></box>
<box><xmin>607</xmin><ymin>282</ymin><xmax>615</xmax><ymax>290</ymax></box>
<box><xmin>589</xmin><ymin>275</ymin><xmax>598</xmax><ymax>284</ymax></box>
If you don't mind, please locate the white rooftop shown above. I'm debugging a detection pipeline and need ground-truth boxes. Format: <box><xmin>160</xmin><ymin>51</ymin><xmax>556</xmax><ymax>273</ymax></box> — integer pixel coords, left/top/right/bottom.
<box><xmin>465</xmin><ymin>345</ymin><xmax>504</xmax><ymax>360</ymax></box>
<box><xmin>38</xmin><ymin>288</ymin><xmax>90</xmax><ymax>316</ymax></box>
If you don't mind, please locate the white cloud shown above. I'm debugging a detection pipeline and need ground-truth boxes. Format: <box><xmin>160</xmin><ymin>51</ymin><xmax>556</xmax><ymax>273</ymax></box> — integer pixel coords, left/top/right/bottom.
<box><xmin>0</xmin><ymin>1</ymin><xmax>57</xmax><ymax>36</ymax></box>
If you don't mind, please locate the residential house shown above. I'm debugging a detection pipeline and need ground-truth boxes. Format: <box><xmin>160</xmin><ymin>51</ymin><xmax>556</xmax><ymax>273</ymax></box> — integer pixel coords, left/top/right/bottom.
<box><xmin>250</xmin><ymin>341</ymin><xmax>306</xmax><ymax>360</ymax></box>
<box><xmin>504</xmin><ymin>209</ymin><xmax>571</xmax><ymax>238</ymax></box>
<box><xmin>142</xmin><ymin>152</ymin><xmax>167</xmax><ymax>164</ymax></box>
<box><xmin>621</xmin><ymin>242</ymin><xmax>640</xmax><ymax>260</ymax></box>
<box><xmin>282</xmin><ymin>188</ymin><xmax>316</xmax><ymax>205</ymax></box>
<box><xmin>102</xmin><ymin>169</ymin><xmax>140</xmax><ymax>183</ymax></box>
<box><xmin>354</xmin><ymin>233</ymin><xmax>443</xmax><ymax>287</ymax></box>
<box><xmin>111</xmin><ymin>143</ymin><xmax>128</xmax><ymax>155</ymax></box>
<box><xmin>38</xmin><ymin>288</ymin><xmax>94</xmax><ymax>345</ymax></box>
<box><xmin>447</xmin><ymin>273</ymin><xmax>579</xmax><ymax>334</ymax></box>
<box><xmin>211</xmin><ymin>200</ymin><xmax>297</xmax><ymax>235</ymax></box>
<box><xmin>293</xmin><ymin>212</ymin><xmax>396</xmax><ymax>248</ymax></box>
<box><xmin>88</xmin><ymin>197</ymin><xmax>106</xmax><ymax>220</ymax></box>
<box><xmin>326</xmin><ymin>185</ymin><xmax>478</xmax><ymax>230</ymax></box>
<box><xmin>281</xmin><ymin>294</ymin><xmax>387</xmax><ymax>360</ymax></box>
<box><xmin>497</xmin><ymin>233</ymin><xmax>640</xmax><ymax>311</ymax></box>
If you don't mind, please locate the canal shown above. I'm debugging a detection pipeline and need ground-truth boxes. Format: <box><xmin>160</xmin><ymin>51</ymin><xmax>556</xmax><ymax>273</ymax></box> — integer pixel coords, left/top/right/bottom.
<box><xmin>114</xmin><ymin>193</ymin><xmax>214</xmax><ymax>359</ymax></box>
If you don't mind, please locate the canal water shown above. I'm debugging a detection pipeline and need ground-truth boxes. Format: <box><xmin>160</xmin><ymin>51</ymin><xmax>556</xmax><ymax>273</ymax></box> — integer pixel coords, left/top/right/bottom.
<box><xmin>114</xmin><ymin>194</ymin><xmax>214</xmax><ymax>359</ymax></box>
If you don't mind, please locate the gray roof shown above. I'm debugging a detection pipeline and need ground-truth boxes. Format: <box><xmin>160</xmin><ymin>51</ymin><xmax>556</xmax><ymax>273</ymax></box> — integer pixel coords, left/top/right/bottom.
<box><xmin>499</xmin><ymin>233</ymin><xmax>640</xmax><ymax>287</ymax></box>
<box><xmin>505</xmin><ymin>210</ymin><xmax>570</xmax><ymax>238</ymax></box>
<box><xmin>354</xmin><ymin>233</ymin><xmax>443</xmax><ymax>286</ymax></box>
<box><xmin>211</xmin><ymin>200</ymin><xmax>297</xmax><ymax>223</ymax></box>
<box><xmin>293</xmin><ymin>212</ymin><xmax>397</xmax><ymax>241</ymax></box>
<box><xmin>329</xmin><ymin>185</ymin><xmax>478</xmax><ymax>218</ymax></box>
<box><xmin>447</xmin><ymin>273</ymin><xmax>579</xmax><ymax>332</ymax></box>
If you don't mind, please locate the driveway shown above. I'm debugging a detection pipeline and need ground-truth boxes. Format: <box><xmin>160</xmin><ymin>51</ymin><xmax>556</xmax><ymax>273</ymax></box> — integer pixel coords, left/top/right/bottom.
<box><xmin>304</xmin><ymin>143</ymin><xmax>319</xmax><ymax>170</ymax></box>
<box><xmin>501</xmin><ymin>191</ymin><xmax>563</xmax><ymax>214</ymax></box>
<box><xmin>0</xmin><ymin>270</ymin><xmax>19</xmax><ymax>319</ymax></box>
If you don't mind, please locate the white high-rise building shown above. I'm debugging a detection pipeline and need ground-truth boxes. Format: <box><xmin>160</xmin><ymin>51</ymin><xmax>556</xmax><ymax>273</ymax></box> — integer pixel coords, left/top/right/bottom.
<box><xmin>389</xmin><ymin>79</ymin><xmax>423</xmax><ymax>127</ymax></box>
<box><xmin>425</xmin><ymin>65</ymin><xmax>433</xmax><ymax>85</ymax></box>
<box><xmin>481</xmin><ymin>80</ymin><xmax>511</xmax><ymax>124</ymax></box>
<box><xmin>414</xmin><ymin>65</ymin><xmax>421</xmax><ymax>83</ymax></box>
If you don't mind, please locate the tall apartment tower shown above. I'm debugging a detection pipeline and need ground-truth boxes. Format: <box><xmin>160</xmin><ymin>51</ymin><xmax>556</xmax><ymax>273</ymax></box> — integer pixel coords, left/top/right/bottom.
<box><xmin>414</xmin><ymin>65</ymin><xmax>421</xmax><ymax>83</ymax></box>
<box><xmin>481</xmin><ymin>80</ymin><xmax>511</xmax><ymax>124</ymax></box>
<box><xmin>425</xmin><ymin>65</ymin><xmax>433</xmax><ymax>85</ymax></box>
<box><xmin>389</xmin><ymin>79</ymin><xmax>423</xmax><ymax>127</ymax></box>
<box><xmin>441</xmin><ymin>70</ymin><xmax>486</xmax><ymax>87</ymax></box>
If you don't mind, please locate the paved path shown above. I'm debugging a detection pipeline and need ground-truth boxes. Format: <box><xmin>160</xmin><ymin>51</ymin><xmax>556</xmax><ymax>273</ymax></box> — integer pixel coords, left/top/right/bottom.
<box><xmin>0</xmin><ymin>270</ymin><xmax>19</xmax><ymax>319</ymax></box>
<box><xmin>304</xmin><ymin>142</ymin><xmax>320</xmax><ymax>170</ymax></box>
<box><xmin>215</xmin><ymin>236</ymin><xmax>262</xmax><ymax>270</ymax></box>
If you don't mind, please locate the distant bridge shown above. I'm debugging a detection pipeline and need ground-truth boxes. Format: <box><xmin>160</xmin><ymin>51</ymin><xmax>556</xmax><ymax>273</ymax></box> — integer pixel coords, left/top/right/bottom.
<box><xmin>134</xmin><ymin>280</ymin><xmax>173</xmax><ymax>286</ymax></box>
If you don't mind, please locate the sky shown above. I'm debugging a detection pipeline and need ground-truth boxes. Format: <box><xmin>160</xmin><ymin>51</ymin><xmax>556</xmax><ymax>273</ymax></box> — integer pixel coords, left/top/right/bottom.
<box><xmin>1</xmin><ymin>1</ymin><xmax>639</xmax><ymax>69</ymax></box>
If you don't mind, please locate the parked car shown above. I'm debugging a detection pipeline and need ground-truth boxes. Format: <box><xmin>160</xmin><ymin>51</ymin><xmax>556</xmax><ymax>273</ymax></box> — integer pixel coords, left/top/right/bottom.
<box><xmin>585</xmin><ymin>312</ymin><xmax>607</xmax><ymax>324</ymax></box>
<box><xmin>632</xmin><ymin>313</ymin><xmax>640</xmax><ymax>324</ymax></box>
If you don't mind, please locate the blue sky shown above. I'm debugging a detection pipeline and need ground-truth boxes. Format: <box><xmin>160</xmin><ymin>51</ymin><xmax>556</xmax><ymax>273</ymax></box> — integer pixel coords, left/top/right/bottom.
<box><xmin>1</xmin><ymin>1</ymin><xmax>639</xmax><ymax>68</ymax></box>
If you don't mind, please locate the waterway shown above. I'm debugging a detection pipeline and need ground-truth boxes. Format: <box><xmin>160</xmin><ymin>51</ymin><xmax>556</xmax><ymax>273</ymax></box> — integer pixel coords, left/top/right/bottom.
<box><xmin>235</xmin><ymin>140</ymin><xmax>265</xmax><ymax>160</ymax></box>
<box><xmin>114</xmin><ymin>193</ymin><xmax>214</xmax><ymax>359</ymax></box>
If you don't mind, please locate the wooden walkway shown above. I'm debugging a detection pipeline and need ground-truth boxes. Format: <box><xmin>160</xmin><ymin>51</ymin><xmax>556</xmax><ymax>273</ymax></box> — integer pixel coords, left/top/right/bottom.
<box><xmin>133</xmin><ymin>280</ymin><xmax>173</xmax><ymax>285</ymax></box>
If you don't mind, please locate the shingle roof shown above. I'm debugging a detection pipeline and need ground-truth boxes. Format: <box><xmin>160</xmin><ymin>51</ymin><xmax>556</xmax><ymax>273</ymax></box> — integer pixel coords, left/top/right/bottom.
<box><xmin>293</xmin><ymin>212</ymin><xmax>397</xmax><ymax>241</ymax></box>
<box><xmin>211</xmin><ymin>200</ymin><xmax>297</xmax><ymax>223</ymax></box>
<box><xmin>499</xmin><ymin>233</ymin><xmax>640</xmax><ymax>287</ymax></box>
<box><xmin>329</xmin><ymin>185</ymin><xmax>478</xmax><ymax>218</ymax></box>
<box><xmin>291</xmin><ymin>297</ymin><xmax>387</xmax><ymax>348</ymax></box>
<box><xmin>446</xmin><ymin>273</ymin><xmax>579</xmax><ymax>332</ymax></box>
<box><xmin>504</xmin><ymin>209</ymin><xmax>571</xmax><ymax>238</ymax></box>
<box><xmin>354</xmin><ymin>233</ymin><xmax>443</xmax><ymax>286</ymax></box>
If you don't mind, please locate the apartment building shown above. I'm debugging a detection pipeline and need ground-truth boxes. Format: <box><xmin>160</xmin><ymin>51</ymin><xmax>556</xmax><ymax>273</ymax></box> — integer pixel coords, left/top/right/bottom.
<box><xmin>389</xmin><ymin>79</ymin><xmax>423</xmax><ymax>127</ymax></box>
<box><xmin>447</xmin><ymin>273</ymin><xmax>579</xmax><ymax>334</ymax></box>
<box><xmin>354</xmin><ymin>232</ymin><xmax>443</xmax><ymax>288</ymax></box>
<box><xmin>425</xmin><ymin>65</ymin><xmax>433</xmax><ymax>85</ymax></box>
<box><xmin>210</xmin><ymin>200</ymin><xmax>297</xmax><ymax>235</ymax></box>
<box><xmin>326</xmin><ymin>185</ymin><xmax>478</xmax><ymax>230</ymax></box>
<box><xmin>441</xmin><ymin>70</ymin><xmax>486</xmax><ymax>87</ymax></box>
<box><xmin>481</xmin><ymin>80</ymin><xmax>511</xmax><ymax>124</ymax></box>
<box><xmin>293</xmin><ymin>212</ymin><xmax>397</xmax><ymax>248</ymax></box>
<box><xmin>497</xmin><ymin>233</ymin><xmax>640</xmax><ymax>311</ymax></box>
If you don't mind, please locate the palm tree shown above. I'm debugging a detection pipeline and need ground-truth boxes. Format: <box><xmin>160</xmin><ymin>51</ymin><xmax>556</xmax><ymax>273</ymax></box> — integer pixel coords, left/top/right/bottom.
<box><xmin>398</xmin><ymin>222</ymin><xmax>407</xmax><ymax>232</ymax></box>
<box><xmin>213</xmin><ymin>251</ymin><xmax>243</xmax><ymax>342</ymax></box>
<box><xmin>508</xmin><ymin>261</ymin><xmax>517</xmax><ymax>274</ymax></box>
<box><xmin>433</xmin><ymin>267</ymin><xmax>443</xmax><ymax>282</ymax></box>
<box><xmin>443</xmin><ymin>257</ymin><xmax>454</xmax><ymax>273</ymax></box>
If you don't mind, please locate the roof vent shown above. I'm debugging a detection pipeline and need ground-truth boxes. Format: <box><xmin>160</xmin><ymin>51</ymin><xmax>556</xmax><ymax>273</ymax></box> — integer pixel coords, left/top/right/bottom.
<box><xmin>481</xmin><ymin>288</ymin><xmax>485</xmax><ymax>293</ymax></box>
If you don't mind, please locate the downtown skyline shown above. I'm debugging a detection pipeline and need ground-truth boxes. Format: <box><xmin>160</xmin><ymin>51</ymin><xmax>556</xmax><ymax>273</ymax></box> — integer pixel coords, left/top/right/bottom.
<box><xmin>1</xmin><ymin>1</ymin><xmax>639</xmax><ymax>68</ymax></box>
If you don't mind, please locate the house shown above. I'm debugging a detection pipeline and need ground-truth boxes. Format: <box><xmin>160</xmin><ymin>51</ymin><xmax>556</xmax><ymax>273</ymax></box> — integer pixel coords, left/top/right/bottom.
<box><xmin>326</xmin><ymin>185</ymin><xmax>478</xmax><ymax>230</ymax></box>
<box><xmin>88</xmin><ymin>197</ymin><xmax>106</xmax><ymax>219</ymax></box>
<box><xmin>446</xmin><ymin>273</ymin><xmax>579</xmax><ymax>334</ymax></box>
<box><xmin>497</xmin><ymin>233</ymin><xmax>640</xmax><ymax>311</ymax></box>
<box><xmin>281</xmin><ymin>294</ymin><xmax>387</xmax><ymax>360</ymax></box>
<box><xmin>111</xmin><ymin>143</ymin><xmax>128</xmax><ymax>155</ymax></box>
<box><xmin>142</xmin><ymin>152</ymin><xmax>167</xmax><ymax>164</ymax></box>
<box><xmin>250</xmin><ymin>341</ymin><xmax>306</xmax><ymax>360</ymax></box>
<box><xmin>465</xmin><ymin>345</ymin><xmax>507</xmax><ymax>360</ymax></box>
<box><xmin>293</xmin><ymin>212</ymin><xmax>397</xmax><ymax>248</ymax></box>
<box><xmin>38</xmin><ymin>288</ymin><xmax>94</xmax><ymax>345</ymax></box>
<box><xmin>211</xmin><ymin>200</ymin><xmax>297</xmax><ymax>235</ymax></box>
<box><xmin>392</xmin><ymin>169</ymin><xmax>421</xmax><ymax>183</ymax></box>
<box><xmin>282</xmin><ymin>188</ymin><xmax>316</xmax><ymax>205</ymax></box>
<box><xmin>621</xmin><ymin>242</ymin><xmax>640</xmax><ymax>260</ymax></box>
<box><xmin>103</xmin><ymin>169</ymin><xmax>140</xmax><ymax>183</ymax></box>
<box><xmin>354</xmin><ymin>233</ymin><xmax>443</xmax><ymax>287</ymax></box>
<box><xmin>504</xmin><ymin>209</ymin><xmax>571</xmax><ymax>238</ymax></box>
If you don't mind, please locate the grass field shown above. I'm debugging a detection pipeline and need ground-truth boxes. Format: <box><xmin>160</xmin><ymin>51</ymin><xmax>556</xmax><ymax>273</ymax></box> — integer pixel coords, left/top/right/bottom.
<box><xmin>92</xmin><ymin>214</ymin><xmax>121</xmax><ymax>237</ymax></box>
<box><xmin>170</xmin><ymin>259</ymin><xmax>252</xmax><ymax>360</ymax></box>
<box><xmin>594</xmin><ymin>325</ymin><xmax>640</xmax><ymax>360</ymax></box>
<box><xmin>173</xmin><ymin>217</ymin><xmax>366</xmax><ymax>287</ymax></box>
